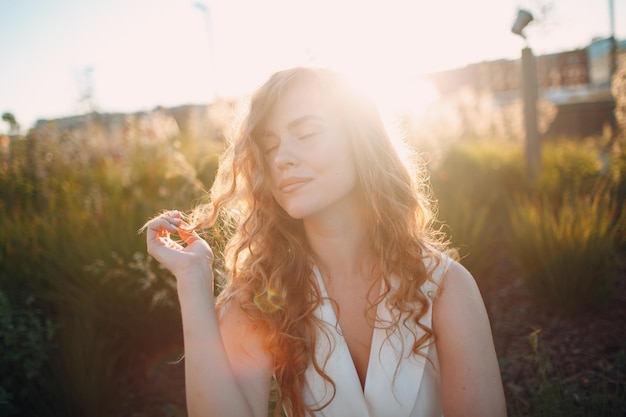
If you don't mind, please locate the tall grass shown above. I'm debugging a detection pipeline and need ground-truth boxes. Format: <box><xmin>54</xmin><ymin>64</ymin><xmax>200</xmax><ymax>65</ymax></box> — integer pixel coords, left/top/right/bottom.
<box><xmin>1</xmin><ymin>98</ymin><xmax>624</xmax><ymax>415</ymax></box>
<box><xmin>432</xmin><ymin>140</ymin><xmax>527</xmax><ymax>284</ymax></box>
<box><xmin>509</xmin><ymin>191</ymin><xmax>617</xmax><ymax>311</ymax></box>
<box><xmin>431</xmin><ymin>136</ymin><xmax>623</xmax><ymax>309</ymax></box>
<box><xmin>0</xmin><ymin>111</ymin><xmax>220</xmax><ymax>416</ymax></box>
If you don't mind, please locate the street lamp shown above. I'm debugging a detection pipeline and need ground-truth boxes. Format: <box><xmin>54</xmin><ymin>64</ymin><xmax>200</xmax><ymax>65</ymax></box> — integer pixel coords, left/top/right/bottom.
<box><xmin>512</xmin><ymin>9</ymin><xmax>540</xmax><ymax>182</ymax></box>
<box><xmin>609</xmin><ymin>0</ymin><xmax>617</xmax><ymax>80</ymax></box>
<box><xmin>194</xmin><ymin>2</ymin><xmax>218</xmax><ymax>100</ymax></box>
<box><xmin>511</xmin><ymin>9</ymin><xmax>534</xmax><ymax>40</ymax></box>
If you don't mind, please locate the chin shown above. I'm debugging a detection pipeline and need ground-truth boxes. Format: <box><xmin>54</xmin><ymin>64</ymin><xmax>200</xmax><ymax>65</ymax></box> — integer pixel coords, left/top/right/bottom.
<box><xmin>280</xmin><ymin>201</ymin><xmax>316</xmax><ymax>220</ymax></box>
<box><xmin>283</xmin><ymin>208</ymin><xmax>310</xmax><ymax>220</ymax></box>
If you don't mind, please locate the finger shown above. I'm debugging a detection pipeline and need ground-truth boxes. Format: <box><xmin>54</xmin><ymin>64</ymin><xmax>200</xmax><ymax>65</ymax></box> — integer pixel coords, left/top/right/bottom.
<box><xmin>146</xmin><ymin>217</ymin><xmax>179</xmax><ymax>240</ymax></box>
<box><xmin>160</xmin><ymin>210</ymin><xmax>184</xmax><ymax>227</ymax></box>
<box><xmin>177</xmin><ymin>221</ymin><xmax>202</xmax><ymax>245</ymax></box>
<box><xmin>164</xmin><ymin>238</ymin><xmax>184</xmax><ymax>251</ymax></box>
<box><xmin>162</xmin><ymin>209</ymin><xmax>181</xmax><ymax>219</ymax></box>
<box><xmin>141</xmin><ymin>211</ymin><xmax>178</xmax><ymax>234</ymax></box>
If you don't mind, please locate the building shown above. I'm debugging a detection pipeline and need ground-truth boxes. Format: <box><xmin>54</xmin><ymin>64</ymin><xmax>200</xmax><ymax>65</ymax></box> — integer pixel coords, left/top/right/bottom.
<box><xmin>427</xmin><ymin>37</ymin><xmax>626</xmax><ymax>138</ymax></box>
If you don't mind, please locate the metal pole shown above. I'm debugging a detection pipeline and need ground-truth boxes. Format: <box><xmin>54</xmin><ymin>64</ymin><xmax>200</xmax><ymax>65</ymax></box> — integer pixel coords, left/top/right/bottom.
<box><xmin>609</xmin><ymin>0</ymin><xmax>617</xmax><ymax>79</ymax></box>
<box><xmin>195</xmin><ymin>2</ymin><xmax>217</xmax><ymax>100</ymax></box>
<box><xmin>521</xmin><ymin>47</ymin><xmax>540</xmax><ymax>181</ymax></box>
<box><xmin>609</xmin><ymin>0</ymin><xmax>615</xmax><ymax>35</ymax></box>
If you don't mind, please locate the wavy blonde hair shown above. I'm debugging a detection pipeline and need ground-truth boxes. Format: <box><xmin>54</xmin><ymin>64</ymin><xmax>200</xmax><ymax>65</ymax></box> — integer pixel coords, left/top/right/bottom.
<box><xmin>189</xmin><ymin>67</ymin><xmax>450</xmax><ymax>417</ymax></box>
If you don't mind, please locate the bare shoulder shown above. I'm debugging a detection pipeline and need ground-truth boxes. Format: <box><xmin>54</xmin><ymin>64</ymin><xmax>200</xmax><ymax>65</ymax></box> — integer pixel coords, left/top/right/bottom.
<box><xmin>436</xmin><ymin>258</ymin><xmax>483</xmax><ymax>307</ymax></box>
<box><xmin>432</xmin><ymin>258</ymin><xmax>490</xmax><ymax>345</ymax></box>
<box><xmin>432</xmin><ymin>259</ymin><xmax>507</xmax><ymax>416</ymax></box>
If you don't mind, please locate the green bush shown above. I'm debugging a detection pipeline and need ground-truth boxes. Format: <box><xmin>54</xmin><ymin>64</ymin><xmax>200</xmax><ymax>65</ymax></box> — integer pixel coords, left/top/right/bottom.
<box><xmin>508</xmin><ymin>191</ymin><xmax>617</xmax><ymax>311</ymax></box>
<box><xmin>432</xmin><ymin>140</ymin><xmax>526</xmax><ymax>283</ymax></box>
<box><xmin>433</xmin><ymin>139</ymin><xmax>528</xmax><ymax>208</ymax></box>
<box><xmin>1</xmin><ymin>104</ymin><xmax>624</xmax><ymax>415</ymax></box>
<box><xmin>433</xmin><ymin>138</ymin><xmax>622</xmax><ymax>312</ymax></box>
<box><xmin>0</xmin><ymin>111</ymin><xmax>218</xmax><ymax>416</ymax></box>
<box><xmin>0</xmin><ymin>292</ymin><xmax>55</xmax><ymax>416</ymax></box>
<box><xmin>537</xmin><ymin>139</ymin><xmax>610</xmax><ymax>205</ymax></box>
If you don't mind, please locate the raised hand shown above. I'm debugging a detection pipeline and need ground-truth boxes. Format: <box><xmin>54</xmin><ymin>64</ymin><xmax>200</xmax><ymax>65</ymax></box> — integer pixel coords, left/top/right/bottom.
<box><xmin>144</xmin><ymin>210</ymin><xmax>213</xmax><ymax>279</ymax></box>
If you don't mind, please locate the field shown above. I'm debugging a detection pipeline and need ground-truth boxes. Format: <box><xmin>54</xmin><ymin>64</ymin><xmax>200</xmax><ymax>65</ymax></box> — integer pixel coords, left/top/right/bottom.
<box><xmin>2</xmin><ymin>90</ymin><xmax>626</xmax><ymax>416</ymax></box>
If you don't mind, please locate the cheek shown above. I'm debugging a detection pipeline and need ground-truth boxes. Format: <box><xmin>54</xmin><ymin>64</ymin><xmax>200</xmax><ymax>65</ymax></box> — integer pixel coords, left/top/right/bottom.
<box><xmin>343</xmin><ymin>163</ymin><xmax>359</xmax><ymax>188</ymax></box>
<box><xmin>316</xmin><ymin>134</ymin><xmax>354</xmax><ymax>171</ymax></box>
<box><xmin>264</xmin><ymin>163</ymin><xmax>280</xmax><ymax>186</ymax></box>
<box><xmin>336</xmin><ymin>143</ymin><xmax>358</xmax><ymax>177</ymax></box>
<box><xmin>328</xmin><ymin>157</ymin><xmax>358</xmax><ymax>190</ymax></box>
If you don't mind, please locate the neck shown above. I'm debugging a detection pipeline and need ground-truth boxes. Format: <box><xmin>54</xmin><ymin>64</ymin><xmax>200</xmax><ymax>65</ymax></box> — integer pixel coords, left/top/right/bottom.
<box><xmin>303</xmin><ymin>209</ymin><xmax>374</xmax><ymax>285</ymax></box>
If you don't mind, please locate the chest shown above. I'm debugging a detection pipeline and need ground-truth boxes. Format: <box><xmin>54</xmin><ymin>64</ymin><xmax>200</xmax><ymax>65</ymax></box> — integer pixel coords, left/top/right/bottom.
<box><xmin>306</xmin><ymin>267</ymin><xmax>443</xmax><ymax>417</ymax></box>
<box><xmin>324</xmin><ymin>279</ymin><xmax>380</xmax><ymax>389</ymax></box>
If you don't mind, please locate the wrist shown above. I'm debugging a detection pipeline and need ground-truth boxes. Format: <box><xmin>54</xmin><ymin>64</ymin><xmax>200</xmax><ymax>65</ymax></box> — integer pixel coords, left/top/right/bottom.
<box><xmin>176</xmin><ymin>263</ymin><xmax>213</xmax><ymax>290</ymax></box>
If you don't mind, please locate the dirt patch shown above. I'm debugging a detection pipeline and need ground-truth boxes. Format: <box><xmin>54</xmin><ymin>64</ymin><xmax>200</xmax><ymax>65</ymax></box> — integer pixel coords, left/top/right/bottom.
<box><xmin>486</xmin><ymin>259</ymin><xmax>626</xmax><ymax>415</ymax></box>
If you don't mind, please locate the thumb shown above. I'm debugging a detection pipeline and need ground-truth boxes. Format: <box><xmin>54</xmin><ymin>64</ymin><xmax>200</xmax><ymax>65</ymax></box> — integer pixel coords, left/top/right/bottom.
<box><xmin>177</xmin><ymin>222</ymin><xmax>202</xmax><ymax>245</ymax></box>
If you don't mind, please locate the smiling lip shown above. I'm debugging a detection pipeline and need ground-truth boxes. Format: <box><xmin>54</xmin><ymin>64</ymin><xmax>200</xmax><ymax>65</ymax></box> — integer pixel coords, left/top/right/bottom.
<box><xmin>278</xmin><ymin>177</ymin><xmax>312</xmax><ymax>192</ymax></box>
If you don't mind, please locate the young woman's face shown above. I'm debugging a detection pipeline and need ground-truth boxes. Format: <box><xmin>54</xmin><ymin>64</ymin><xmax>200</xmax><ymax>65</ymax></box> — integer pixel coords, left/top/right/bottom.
<box><xmin>260</xmin><ymin>80</ymin><xmax>360</xmax><ymax>220</ymax></box>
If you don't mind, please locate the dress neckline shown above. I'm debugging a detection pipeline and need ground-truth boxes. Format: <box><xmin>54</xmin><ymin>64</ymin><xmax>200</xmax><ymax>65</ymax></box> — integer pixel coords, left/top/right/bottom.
<box><xmin>307</xmin><ymin>263</ymin><xmax>440</xmax><ymax>416</ymax></box>
<box><xmin>312</xmin><ymin>265</ymin><xmax>381</xmax><ymax>394</ymax></box>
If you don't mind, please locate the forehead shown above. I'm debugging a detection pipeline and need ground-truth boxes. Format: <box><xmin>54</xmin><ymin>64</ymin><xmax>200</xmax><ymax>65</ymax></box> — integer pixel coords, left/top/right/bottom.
<box><xmin>264</xmin><ymin>80</ymin><xmax>332</xmax><ymax>131</ymax></box>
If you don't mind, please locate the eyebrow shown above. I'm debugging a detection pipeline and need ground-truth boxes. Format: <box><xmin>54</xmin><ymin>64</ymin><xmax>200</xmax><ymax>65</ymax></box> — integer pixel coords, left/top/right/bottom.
<box><xmin>261</xmin><ymin>115</ymin><xmax>326</xmax><ymax>140</ymax></box>
<box><xmin>287</xmin><ymin>115</ymin><xmax>325</xmax><ymax>130</ymax></box>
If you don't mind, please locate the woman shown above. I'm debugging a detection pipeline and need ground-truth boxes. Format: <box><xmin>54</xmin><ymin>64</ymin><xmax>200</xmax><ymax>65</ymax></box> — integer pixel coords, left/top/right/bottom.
<box><xmin>145</xmin><ymin>67</ymin><xmax>506</xmax><ymax>417</ymax></box>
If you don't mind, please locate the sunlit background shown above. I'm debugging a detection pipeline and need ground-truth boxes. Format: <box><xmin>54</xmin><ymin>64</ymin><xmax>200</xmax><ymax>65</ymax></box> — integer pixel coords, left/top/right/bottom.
<box><xmin>2</xmin><ymin>2</ymin><xmax>626</xmax><ymax>416</ymax></box>
<box><xmin>1</xmin><ymin>0</ymin><xmax>624</xmax><ymax>131</ymax></box>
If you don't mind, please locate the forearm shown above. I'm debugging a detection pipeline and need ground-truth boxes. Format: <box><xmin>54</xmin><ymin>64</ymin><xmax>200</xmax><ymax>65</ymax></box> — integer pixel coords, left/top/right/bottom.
<box><xmin>177</xmin><ymin>270</ymin><xmax>256</xmax><ymax>417</ymax></box>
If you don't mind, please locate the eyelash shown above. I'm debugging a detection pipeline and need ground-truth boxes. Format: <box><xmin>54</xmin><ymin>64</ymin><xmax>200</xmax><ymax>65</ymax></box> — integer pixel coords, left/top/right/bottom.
<box><xmin>263</xmin><ymin>130</ymin><xmax>320</xmax><ymax>154</ymax></box>
<box><xmin>299</xmin><ymin>132</ymin><xmax>318</xmax><ymax>140</ymax></box>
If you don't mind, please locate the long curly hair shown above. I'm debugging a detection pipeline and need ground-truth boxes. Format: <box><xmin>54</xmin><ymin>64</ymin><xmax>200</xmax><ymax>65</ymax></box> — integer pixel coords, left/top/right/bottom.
<box><xmin>189</xmin><ymin>67</ymin><xmax>450</xmax><ymax>417</ymax></box>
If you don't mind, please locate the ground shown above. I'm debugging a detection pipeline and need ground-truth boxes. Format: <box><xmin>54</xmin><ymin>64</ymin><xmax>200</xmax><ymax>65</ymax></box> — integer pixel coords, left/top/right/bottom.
<box><xmin>486</xmin><ymin>259</ymin><xmax>626</xmax><ymax>416</ymax></box>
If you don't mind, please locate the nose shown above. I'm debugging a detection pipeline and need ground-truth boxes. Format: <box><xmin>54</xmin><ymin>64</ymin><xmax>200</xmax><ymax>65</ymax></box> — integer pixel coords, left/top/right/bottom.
<box><xmin>272</xmin><ymin>138</ymin><xmax>299</xmax><ymax>170</ymax></box>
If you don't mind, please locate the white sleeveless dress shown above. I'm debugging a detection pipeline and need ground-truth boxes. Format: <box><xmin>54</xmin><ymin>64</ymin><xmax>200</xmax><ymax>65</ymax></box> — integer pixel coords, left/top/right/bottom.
<box><xmin>303</xmin><ymin>255</ymin><xmax>451</xmax><ymax>417</ymax></box>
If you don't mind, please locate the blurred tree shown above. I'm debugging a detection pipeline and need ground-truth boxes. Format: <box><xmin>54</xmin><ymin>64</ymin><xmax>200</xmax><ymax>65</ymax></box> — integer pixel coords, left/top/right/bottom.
<box><xmin>2</xmin><ymin>112</ymin><xmax>20</xmax><ymax>135</ymax></box>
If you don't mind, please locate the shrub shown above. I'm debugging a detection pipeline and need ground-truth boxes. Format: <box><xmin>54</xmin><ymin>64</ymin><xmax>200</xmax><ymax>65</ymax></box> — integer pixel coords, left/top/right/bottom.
<box><xmin>0</xmin><ymin>292</ymin><xmax>55</xmax><ymax>416</ymax></box>
<box><xmin>537</xmin><ymin>139</ymin><xmax>609</xmax><ymax>204</ymax></box>
<box><xmin>0</xmin><ymin>110</ymin><xmax>214</xmax><ymax>416</ymax></box>
<box><xmin>508</xmin><ymin>190</ymin><xmax>617</xmax><ymax>312</ymax></box>
<box><xmin>432</xmin><ymin>140</ymin><xmax>526</xmax><ymax>284</ymax></box>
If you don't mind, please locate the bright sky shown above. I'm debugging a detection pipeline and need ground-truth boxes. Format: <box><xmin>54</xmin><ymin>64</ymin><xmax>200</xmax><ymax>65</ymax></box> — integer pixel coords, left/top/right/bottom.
<box><xmin>0</xmin><ymin>0</ymin><xmax>623</xmax><ymax>132</ymax></box>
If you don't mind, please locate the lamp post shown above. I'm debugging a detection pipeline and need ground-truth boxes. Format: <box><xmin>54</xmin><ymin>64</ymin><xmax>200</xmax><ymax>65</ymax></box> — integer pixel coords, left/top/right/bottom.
<box><xmin>512</xmin><ymin>9</ymin><xmax>540</xmax><ymax>182</ymax></box>
<box><xmin>609</xmin><ymin>0</ymin><xmax>617</xmax><ymax>80</ymax></box>
<box><xmin>194</xmin><ymin>2</ymin><xmax>218</xmax><ymax>100</ymax></box>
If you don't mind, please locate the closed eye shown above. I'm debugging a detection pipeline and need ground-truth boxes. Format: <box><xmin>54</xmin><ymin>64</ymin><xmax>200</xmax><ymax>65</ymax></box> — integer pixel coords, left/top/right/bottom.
<box><xmin>298</xmin><ymin>132</ymin><xmax>320</xmax><ymax>140</ymax></box>
<box><xmin>260</xmin><ymin>132</ymin><xmax>280</xmax><ymax>155</ymax></box>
